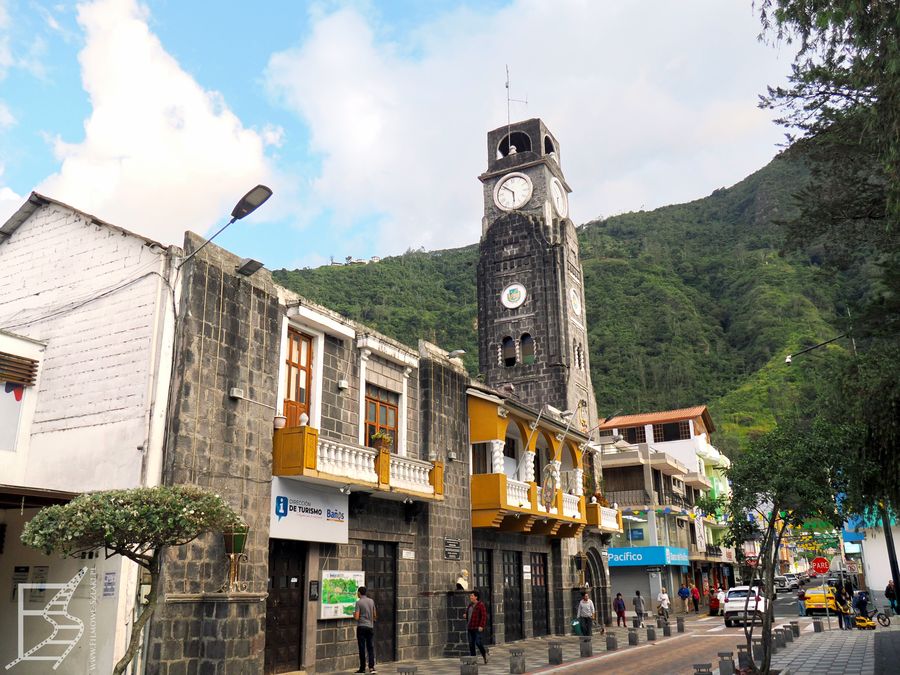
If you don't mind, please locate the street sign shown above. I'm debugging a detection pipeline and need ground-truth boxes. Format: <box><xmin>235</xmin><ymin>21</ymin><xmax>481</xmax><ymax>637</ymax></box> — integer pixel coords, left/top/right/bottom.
<box><xmin>811</xmin><ymin>557</ymin><xmax>830</xmax><ymax>575</ymax></box>
<box><xmin>846</xmin><ymin>561</ymin><xmax>858</xmax><ymax>574</ymax></box>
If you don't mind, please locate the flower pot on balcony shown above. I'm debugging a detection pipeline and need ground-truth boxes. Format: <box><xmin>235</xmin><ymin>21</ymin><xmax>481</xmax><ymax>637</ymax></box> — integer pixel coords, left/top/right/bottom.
<box><xmin>273</xmin><ymin>415</ymin><xmax>287</xmax><ymax>429</ymax></box>
<box><xmin>223</xmin><ymin>525</ymin><xmax>250</xmax><ymax>555</ymax></box>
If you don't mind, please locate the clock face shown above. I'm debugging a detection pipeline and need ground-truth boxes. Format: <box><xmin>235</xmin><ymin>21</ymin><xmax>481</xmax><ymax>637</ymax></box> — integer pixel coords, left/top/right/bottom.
<box><xmin>550</xmin><ymin>178</ymin><xmax>569</xmax><ymax>218</ymax></box>
<box><xmin>493</xmin><ymin>172</ymin><xmax>533</xmax><ymax>211</ymax></box>
<box><xmin>501</xmin><ymin>283</ymin><xmax>527</xmax><ymax>309</ymax></box>
<box><xmin>569</xmin><ymin>288</ymin><xmax>582</xmax><ymax>316</ymax></box>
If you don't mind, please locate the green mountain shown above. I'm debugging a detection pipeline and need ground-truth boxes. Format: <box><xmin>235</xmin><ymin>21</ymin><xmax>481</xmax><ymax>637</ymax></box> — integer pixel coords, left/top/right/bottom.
<box><xmin>274</xmin><ymin>154</ymin><xmax>850</xmax><ymax>455</ymax></box>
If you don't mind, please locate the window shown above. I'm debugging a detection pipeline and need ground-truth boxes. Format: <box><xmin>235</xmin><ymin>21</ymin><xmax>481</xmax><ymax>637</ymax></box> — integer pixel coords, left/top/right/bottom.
<box><xmin>520</xmin><ymin>334</ymin><xmax>535</xmax><ymax>365</ymax></box>
<box><xmin>365</xmin><ymin>384</ymin><xmax>399</xmax><ymax>452</ymax></box>
<box><xmin>0</xmin><ymin>351</ymin><xmax>38</xmax><ymax>452</ymax></box>
<box><xmin>654</xmin><ymin>421</ymin><xmax>691</xmax><ymax>442</ymax></box>
<box><xmin>502</xmin><ymin>336</ymin><xmax>517</xmax><ymax>367</ymax></box>
<box><xmin>498</xmin><ymin>131</ymin><xmax>532</xmax><ymax>157</ymax></box>
<box><xmin>284</xmin><ymin>329</ymin><xmax>313</xmax><ymax>427</ymax></box>
<box><xmin>622</xmin><ymin>426</ymin><xmax>646</xmax><ymax>444</ymax></box>
<box><xmin>472</xmin><ymin>443</ymin><xmax>491</xmax><ymax>474</ymax></box>
<box><xmin>503</xmin><ymin>437</ymin><xmax>517</xmax><ymax>459</ymax></box>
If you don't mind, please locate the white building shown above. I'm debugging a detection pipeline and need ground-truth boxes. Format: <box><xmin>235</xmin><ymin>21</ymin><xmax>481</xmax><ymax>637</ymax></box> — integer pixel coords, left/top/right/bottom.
<box><xmin>0</xmin><ymin>193</ymin><xmax>179</xmax><ymax>674</ymax></box>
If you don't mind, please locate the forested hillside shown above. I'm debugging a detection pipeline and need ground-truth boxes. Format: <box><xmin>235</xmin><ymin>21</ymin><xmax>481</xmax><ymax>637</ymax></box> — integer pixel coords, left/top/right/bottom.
<box><xmin>274</xmin><ymin>153</ymin><xmax>854</xmax><ymax>454</ymax></box>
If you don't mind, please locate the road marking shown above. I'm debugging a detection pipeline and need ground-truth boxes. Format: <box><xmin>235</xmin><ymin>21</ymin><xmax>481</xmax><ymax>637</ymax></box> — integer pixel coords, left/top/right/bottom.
<box><xmin>706</xmin><ymin>626</ymin><xmax>726</xmax><ymax>632</ymax></box>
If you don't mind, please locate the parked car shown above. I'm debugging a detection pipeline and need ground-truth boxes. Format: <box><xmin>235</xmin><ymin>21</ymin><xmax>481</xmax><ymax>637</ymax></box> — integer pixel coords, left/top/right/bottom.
<box><xmin>723</xmin><ymin>586</ymin><xmax>768</xmax><ymax>627</ymax></box>
<box><xmin>804</xmin><ymin>587</ymin><xmax>837</xmax><ymax>614</ymax></box>
<box><xmin>783</xmin><ymin>574</ymin><xmax>800</xmax><ymax>590</ymax></box>
<box><xmin>774</xmin><ymin>576</ymin><xmax>788</xmax><ymax>592</ymax></box>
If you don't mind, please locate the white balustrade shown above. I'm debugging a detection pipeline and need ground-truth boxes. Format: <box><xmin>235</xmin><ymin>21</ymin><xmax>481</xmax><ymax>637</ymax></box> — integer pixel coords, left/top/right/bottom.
<box><xmin>390</xmin><ymin>455</ymin><xmax>435</xmax><ymax>494</ymax></box>
<box><xmin>562</xmin><ymin>493</ymin><xmax>581</xmax><ymax>518</ymax></box>
<box><xmin>317</xmin><ymin>440</ymin><xmax>378</xmax><ymax>483</ymax></box>
<box><xmin>506</xmin><ymin>478</ymin><xmax>530</xmax><ymax>508</ymax></box>
<box><xmin>599</xmin><ymin>506</ymin><xmax>619</xmax><ymax>530</ymax></box>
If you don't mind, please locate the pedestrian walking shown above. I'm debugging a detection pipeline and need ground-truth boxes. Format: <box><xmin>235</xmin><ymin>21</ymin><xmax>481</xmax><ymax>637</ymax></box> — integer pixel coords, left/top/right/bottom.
<box><xmin>797</xmin><ymin>588</ymin><xmax>806</xmax><ymax>617</ymax></box>
<box><xmin>690</xmin><ymin>583</ymin><xmax>701</xmax><ymax>613</ymax></box>
<box><xmin>678</xmin><ymin>583</ymin><xmax>691</xmax><ymax>613</ymax></box>
<box><xmin>613</xmin><ymin>593</ymin><xmax>627</xmax><ymax>627</ymax></box>
<box><xmin>353</xmin><ymin>586</ymin><xmax>377</xmax><ymax>674</ymax></box>
<box><xmin>886</xmin><ymin>580</ymin><xmax>897</xmax><ymax>615</ymax></box>
<box><xmin>717</xmin><ymin>587</ymin><xmax>726</xmax><ymax>616</ymax></box>
<box><xmin>465</xmin><ymin>590</ymin><xmax>489</xmax><ymax>664</ymax></box>
<box><xmin>576</xmin><ymin>591</ymin><xmax>596</xmax><ymax>636</ymax></box>
<box><xmin>633</xmin><ymin>590</ymin><xmax>647</xmax><ymax>627</ymax></box>
<box><xmin>657</xmin><ymin>587</ymin><xmax>670</xmax><ymax>621</ymax></box>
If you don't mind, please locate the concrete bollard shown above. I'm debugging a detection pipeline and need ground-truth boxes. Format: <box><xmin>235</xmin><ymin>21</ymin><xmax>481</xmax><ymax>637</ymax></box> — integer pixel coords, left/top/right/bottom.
<box><xmin>663</xmin><ymin>621</ymin><xmax>672</xmax><ymax>637</ymax></box>
<box><xmin>717</xmin><ymin>652</ymin><xmax>734</xmax><ymax>675</ymax></box>
<box><xmin>579</xmin><ymin>636</ymin><xmax>592</xmax><ymax>658</ymax></box>
<box><xmin>752</xmin><ymin>638</ymin><xmax>764</xmax><ymax>662</ymax></box>
<box><xmin>782</xmin><ymin>625</ymin><xmax>794</xmax><ymax>643</ymax></box>
<box><xmin>789</xmin><ymin>621</ymin><xmax>800</xmax><ymax>638</ymax></box>
<box><xmin>632</xmin><ymin>616</ymin><xmax>641</xmax><ymax>628</ymax></box>
<box><xmin>628</xmin><ymin>627</ymin><xmax>639</xmax><ymax>645</ymax></box>
<box><xmin>509</xmin><ymin>648</ymin><xmax>526</xmax><ymax>674</ymax></box>
<box><xmin>646</xmin><ymin>626</ymin><xmax>657</xmax><ymax>641</ymax></box>
<box><xmin>737</xmin><ymin>645</ymin><xmax>752</xmax><ymax>670</ymax></box>
<box><xmin>813</xmin><ymin>619</ymin><xmax>824</xmax><ymax>633</ymax></box>
<box><xmin>606</xmin><ymin>634</ymin><xmax>618</xmax><ymax>651</ymax></box>
<box><xmin>677</xmin><ymin>616</ymin><xmax>685</xmax><ymax>633</ymax></box>
<box><xmin>656</xmin><ymin>616</ymin><xmax>665</xmax><ymax>628</ymax></box>
<box><xmin>460</xmin><ymin>656</ymin><xmax>479</xmax><ymax>675</ymax></box>
<box><xmin>692</xmin><ymin>664</ymin><xmax>713</xmax><ymax>675</ymax></box>
<box><xmin>398</xmin><ymin>668</ymin><xmax>418</xmax><ymax>675</ymax></box>
<box><xmin>548</xmin><ymin>641</ymin><xmax>563</xmax><ymax>665</ymax></box>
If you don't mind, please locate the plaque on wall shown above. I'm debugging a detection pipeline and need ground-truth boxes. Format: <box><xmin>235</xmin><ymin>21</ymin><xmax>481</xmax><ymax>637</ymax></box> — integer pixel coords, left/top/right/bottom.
<box><xmin>444</xmin><ymin>538</ymin><xmax>462</xmax><ymax>561</ymax></box>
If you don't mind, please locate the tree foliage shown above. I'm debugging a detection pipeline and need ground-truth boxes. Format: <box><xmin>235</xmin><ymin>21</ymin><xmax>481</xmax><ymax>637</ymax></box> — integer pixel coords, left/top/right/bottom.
<box><xmin>21</xmin><ymin>486</ymin><xmax>243</xmax><ymax>675</ymax></box>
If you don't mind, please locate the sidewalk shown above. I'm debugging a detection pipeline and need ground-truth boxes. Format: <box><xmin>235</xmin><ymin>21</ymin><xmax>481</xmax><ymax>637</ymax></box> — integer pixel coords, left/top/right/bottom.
<box><xmin>758</xmin><ymin>623</ymin><xmax>900</xmax><ymax>675</ymax></box>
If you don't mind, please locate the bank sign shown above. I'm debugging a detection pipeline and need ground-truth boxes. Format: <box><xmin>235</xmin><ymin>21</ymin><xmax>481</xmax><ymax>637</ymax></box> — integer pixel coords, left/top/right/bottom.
<box><xmin>607</xmin><ymin>546</ymin><xmax>690</xmax><ymax>567</ymax></box>
<box><xmin>270</xmin><ymin>477</ymin><xmax>349</xmax><ymax>544</ymax></box>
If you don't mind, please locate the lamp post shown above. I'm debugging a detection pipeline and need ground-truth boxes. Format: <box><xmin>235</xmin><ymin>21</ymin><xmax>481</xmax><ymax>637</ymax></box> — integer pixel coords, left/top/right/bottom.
<box><xmin>785</xmin><ymin>333</ymin><xmax>900</xmax><ymax>607</ymax></box>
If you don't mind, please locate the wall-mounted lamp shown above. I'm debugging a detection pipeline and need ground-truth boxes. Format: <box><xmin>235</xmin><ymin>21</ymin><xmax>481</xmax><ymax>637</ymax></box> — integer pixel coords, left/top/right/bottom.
<box><xmin>337</xmin><ymin>379</ymin><xmax>350</xmax><ymax>391</ymax></box>
<box><xmin>447</xmin><ymin>450</ymin><xmax>458</xmax><ymax>462</ymax></box>
<box><xmin>236</xmin><ymin>258</ymin><xmax>264</xmax><ymax>276</ymax></box>
<box><xmin>339</xmin><ymin>484</ymin><xmax>352</xmax><ymax>495</ymax></box>
<box><xmin>402</xmin><ymin>497</ymin><xmax>413</xmax><ymax>505</ymax></box>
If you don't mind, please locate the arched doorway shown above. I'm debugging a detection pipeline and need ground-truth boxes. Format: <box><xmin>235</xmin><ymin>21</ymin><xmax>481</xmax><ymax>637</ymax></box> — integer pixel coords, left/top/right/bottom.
<box><xmin>584</xmin><ymin>546</ymin><xmax>610</xmax><ymax>626</ymax></box>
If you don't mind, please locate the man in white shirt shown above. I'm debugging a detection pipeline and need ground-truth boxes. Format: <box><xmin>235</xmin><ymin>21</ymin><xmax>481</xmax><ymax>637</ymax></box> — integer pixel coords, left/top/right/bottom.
<box><xmin>657</xmin><ymin>587</ymin><xmax>670</xmax><ymax>621</ymax></box>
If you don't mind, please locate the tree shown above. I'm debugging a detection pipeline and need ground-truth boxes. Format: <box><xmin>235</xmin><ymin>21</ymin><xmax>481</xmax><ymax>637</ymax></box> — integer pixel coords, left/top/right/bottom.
<box><xmin>20</xmin><ymin>486</ymin><xmax>243</xmax><ymax>675</ymax></box>
<box><xmin>716</xmin><ymin>418</ymin><xmax>855</xmax><ymax>673</ymax></box>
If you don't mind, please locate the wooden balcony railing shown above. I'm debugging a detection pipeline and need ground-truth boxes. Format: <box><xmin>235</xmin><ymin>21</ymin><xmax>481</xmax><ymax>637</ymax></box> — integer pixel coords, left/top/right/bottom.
<box><xmin>273</xmin><ymin>426</ymin><xmax>443</xmax><ymax>499</ymax></box>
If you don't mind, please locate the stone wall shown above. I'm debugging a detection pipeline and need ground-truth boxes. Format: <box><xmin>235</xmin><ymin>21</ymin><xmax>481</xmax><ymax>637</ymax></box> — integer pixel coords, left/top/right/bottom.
<box><xmin>147</xmin><ymin>232</ymin><xmax>281</xmax><ymax>675</ymax></box>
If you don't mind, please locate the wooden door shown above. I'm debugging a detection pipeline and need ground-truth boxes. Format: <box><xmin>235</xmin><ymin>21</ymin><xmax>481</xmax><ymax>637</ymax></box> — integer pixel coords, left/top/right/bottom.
<box><xmin>284</xmin><ymin>329</ymin><xmax>312</xmax><ymax>427</ymax></box>
<box><xmin>502</xmin><ymin>550</ymin><xmax>523</xmax><ymax>641</ymax></box>
<box><xmin>473</xmin><ymin>548</ymin><xmax>494</xmax><ymax>644</ymax></box>
<box><xmin>530</xmin><ymin>552</ymin><xmax>549</xmax><ymax>636</ymax></box>
<box><xmin>362</xmin><ymin>541</ymin><xmax>396</xmax><ymax>664</ymax></box>
<box><xmin>264</xmin><ymin>540</ymin><xmax>307</xmax><ymax>674</ymax></box>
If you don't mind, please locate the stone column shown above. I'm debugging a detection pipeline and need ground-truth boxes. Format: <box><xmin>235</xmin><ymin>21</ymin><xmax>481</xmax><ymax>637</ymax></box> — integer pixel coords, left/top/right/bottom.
<box><xmin>490</xmin><ymin>439</ymin><xmax>506</xmax><ymax>474</ymax></box>
<box><xmin>523</xmin><ymin>450</ymin><xmax>536</xmax><ymax>483</ymax></box>
<box><xmin>573</xmin><ymin>467</ymin><xmax>583</xmax><ymax>496</ymax></box>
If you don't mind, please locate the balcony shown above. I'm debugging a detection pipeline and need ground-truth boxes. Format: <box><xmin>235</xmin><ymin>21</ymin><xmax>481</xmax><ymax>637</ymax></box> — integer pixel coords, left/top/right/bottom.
<box><xmin>585</xmin><ymin>503</ymin><xmax>623</xmax><ymax>533</ymax></box>
<box><xmin>705</xmin><ymin>544</ymin><xmax>723</xmax><ymax>560</ymax></box>
<box><xmin>273</xmin><ymin>426</ymin><xmax>443</xmax><ymax>500</ymax></box>
<box><xmin>605</xmin><ymin>489</ymin><xmax>653</xmax><ymax>507</ymax></box>
<box><xmin>684</xmin><ymin>472</ymin><xmax>712</xmax><ymax>490</ymax></box>
<box><xmin>470</xmin><ymin>473</ymin><xmax>596</xmax><ymax>538</ymax></box>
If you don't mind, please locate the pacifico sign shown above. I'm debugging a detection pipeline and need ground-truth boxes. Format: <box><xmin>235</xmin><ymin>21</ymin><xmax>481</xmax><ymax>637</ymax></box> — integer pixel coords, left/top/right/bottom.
<box><xmin>270</xmin><ymin>478</ymin><xmax>349</xmax><ymax>544</ymax></box>
<box><xmin>607</xmin><ymin>546</ymin><xmax>690</xmax><ymax>567</ymax></box>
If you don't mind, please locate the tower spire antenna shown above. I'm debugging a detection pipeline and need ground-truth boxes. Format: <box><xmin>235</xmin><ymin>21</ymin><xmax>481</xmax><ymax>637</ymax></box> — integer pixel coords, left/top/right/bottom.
<box><xmin>504</xmin><ymin>65</ymin><xmax>528</xmax><ymax>155</ymax></box>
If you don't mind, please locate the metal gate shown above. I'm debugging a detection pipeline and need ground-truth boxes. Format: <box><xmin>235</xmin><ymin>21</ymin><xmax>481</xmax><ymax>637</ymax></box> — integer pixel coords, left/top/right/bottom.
<box><xmin>502</xmin><ymin>550</ymin><xmax>523</xmax><ymax>641</ymax></box>
<box><xmin>473</xmin><ymin>548</ymin><xmax>494</xmax><ymax>644</ymax></box>
<box><xmin>265</xmin><ymin>539</ymin><xmax>307</xmax><ymax>674</ymax></box>
<box><xmin>362</xmin><ymin>541</ymin><xmax>397</xmax><ymax>664</ymax></box>
<box><xmin>530</xmin><ymin>552</ymin><xmax>549</xmax><ymax>636</ymax></box>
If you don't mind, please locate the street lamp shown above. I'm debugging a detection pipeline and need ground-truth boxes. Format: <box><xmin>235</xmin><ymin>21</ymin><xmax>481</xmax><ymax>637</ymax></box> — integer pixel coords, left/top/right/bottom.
<box><xmin>177</xmin><ymin>185</ymin><xmax>273</xmax><ymax>269</ymax></box>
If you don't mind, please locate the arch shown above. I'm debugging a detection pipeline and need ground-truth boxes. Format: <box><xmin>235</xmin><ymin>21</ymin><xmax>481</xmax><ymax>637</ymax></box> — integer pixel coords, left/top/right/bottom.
<box><xmin>543</xmin><ymin>135</ymin><xmax>556</xmax><ymax>156</ymax></box>
<box><xmin>503</xmin><ymin>422</ymin><xmax>527</xmax><ymax>482</ymax></box>
<box><xmin>584</xmin><ymin>546</ymin><xmax>610</xmax><ymax>626</ymax></box>
<box><xmin>520</xmin><ymin>333</ymin><xmax>535</xmax><ymax>365</ymax></box>
<box><xmin>498</xmin><ymin>131</ymin><xmax>533</xmax><ymax>158</ymax></box>
<box><xmin>501</xmin><ymin>336</ymin><xmax>516</xmax><ymax>367</ymax></box>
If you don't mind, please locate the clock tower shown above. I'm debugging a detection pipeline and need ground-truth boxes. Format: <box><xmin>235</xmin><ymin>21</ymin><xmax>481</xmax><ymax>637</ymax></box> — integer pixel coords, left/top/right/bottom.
<box><xmin>476</xmin><ymin>118</ymin><xmax>598</xmax><ymax>433</ymax></box>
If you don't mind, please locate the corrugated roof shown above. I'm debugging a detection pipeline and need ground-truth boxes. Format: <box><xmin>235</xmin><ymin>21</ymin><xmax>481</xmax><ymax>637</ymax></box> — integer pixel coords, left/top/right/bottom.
<box><xmin>599</xmin><ymin>405</ymin><xmax>715</xmax><ymax>432</ymax></box>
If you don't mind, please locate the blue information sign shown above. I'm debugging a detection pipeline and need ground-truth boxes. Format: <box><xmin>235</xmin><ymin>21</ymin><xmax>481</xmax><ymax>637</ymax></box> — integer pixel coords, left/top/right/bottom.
<box><xmin>607</xmin><ymin>546</ymin><xmax>690</xmax><ymax>567</ymax></box>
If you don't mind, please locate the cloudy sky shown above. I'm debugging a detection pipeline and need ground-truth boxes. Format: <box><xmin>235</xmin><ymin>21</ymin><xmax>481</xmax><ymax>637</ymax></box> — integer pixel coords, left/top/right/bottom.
<box><xmin>0</xmin><ymin>0</ymin><xmax>795</xmax><ymax>269</ymax></box>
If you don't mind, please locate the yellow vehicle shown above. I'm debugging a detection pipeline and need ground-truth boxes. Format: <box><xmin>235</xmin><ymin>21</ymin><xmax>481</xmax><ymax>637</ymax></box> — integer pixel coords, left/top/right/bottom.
<box><xmin>804</xmin><ymin>587</ymin><xmax>837</xmax><ymax>614</ymax></box>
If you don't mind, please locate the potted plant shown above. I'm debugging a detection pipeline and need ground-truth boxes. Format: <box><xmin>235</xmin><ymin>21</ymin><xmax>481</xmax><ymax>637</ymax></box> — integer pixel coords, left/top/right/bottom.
<box><xmin>370</xmin><ymin>430</ymin><xmax>394</xmax><ymax>451</ymax></box>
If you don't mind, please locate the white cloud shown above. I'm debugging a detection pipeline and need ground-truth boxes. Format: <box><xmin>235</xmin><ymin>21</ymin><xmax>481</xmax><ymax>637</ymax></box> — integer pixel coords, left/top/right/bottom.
<box><xmin>36</xmin><ymin>0</ymin><xmax>280</xmax><ymax>246</ymax></box>
<box><xmin>266</xmin><ymin>1</ymin><xmax>794</xmax><ymax>255</ymax></box>
<box><xmin>0</xmin><ymin>101</ymin><xmax>13</xmax><ymax>128</ymax></box>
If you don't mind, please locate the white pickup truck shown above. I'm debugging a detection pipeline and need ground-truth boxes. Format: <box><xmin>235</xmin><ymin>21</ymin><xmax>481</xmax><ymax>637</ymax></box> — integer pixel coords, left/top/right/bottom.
<box><xmin>723</xmin><ymin>586</ymin><xmax>769</xmax><ymax>627</ymax></box>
